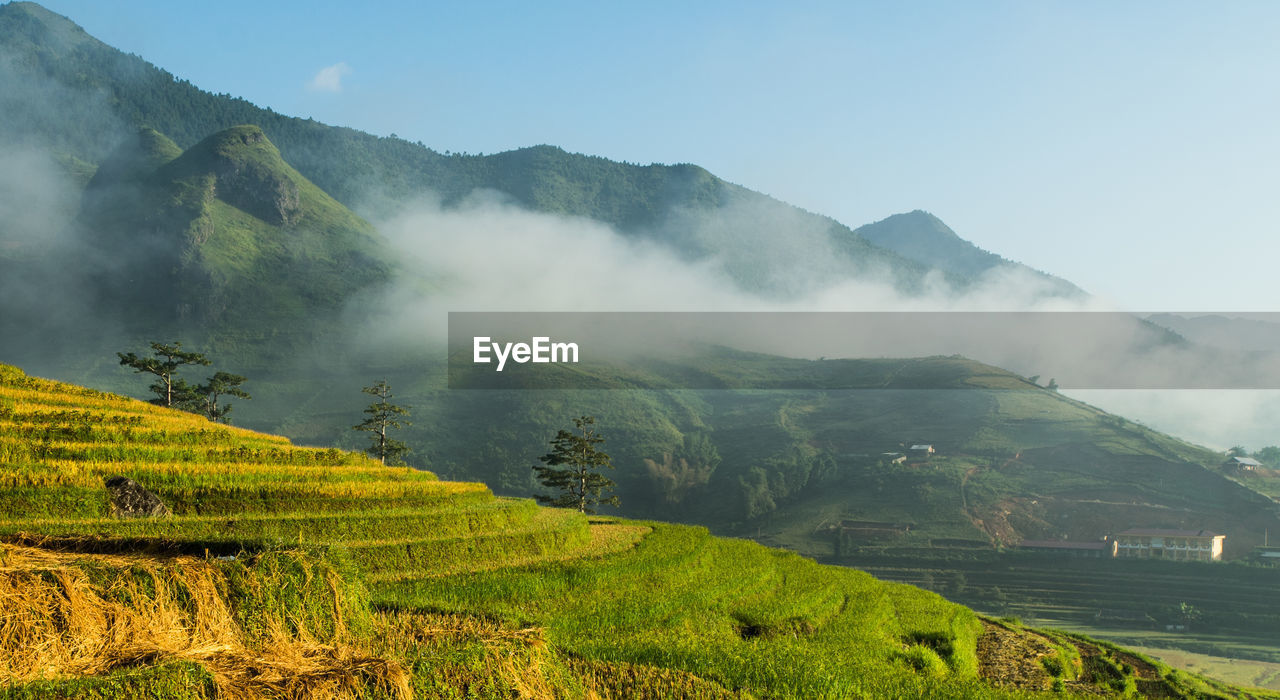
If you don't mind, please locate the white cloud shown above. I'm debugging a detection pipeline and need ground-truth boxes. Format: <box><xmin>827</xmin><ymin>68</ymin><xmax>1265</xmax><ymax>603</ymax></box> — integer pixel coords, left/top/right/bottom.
<box><xmin>308</xmin><ymin>62</ymin><xmax>352</xmax><ymax>93</ymax></box>
<box><xmin>342</xmin><ymin>190</ymin><xmax>1280</xmax><ymax>449</ymax></box>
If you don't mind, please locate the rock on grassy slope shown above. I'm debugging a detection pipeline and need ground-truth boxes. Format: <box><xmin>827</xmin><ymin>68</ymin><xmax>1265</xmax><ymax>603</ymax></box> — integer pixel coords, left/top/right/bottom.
<box><xmin>0</xmin><ymin>362</ymin><xmax>1273</xmax><ymax>699</ymax></box>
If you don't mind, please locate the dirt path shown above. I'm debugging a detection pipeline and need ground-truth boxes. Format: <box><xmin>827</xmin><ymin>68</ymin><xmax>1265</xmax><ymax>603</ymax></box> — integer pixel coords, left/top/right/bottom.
<box><xmin>976</xmin><ymin>619</ymin><xmax>1054</xmax><ymax>690</ymax></box>
<box><xmin>960</xmin><ymin>466</ymin><xmax>977</xmax><ymax>513</ymax></box>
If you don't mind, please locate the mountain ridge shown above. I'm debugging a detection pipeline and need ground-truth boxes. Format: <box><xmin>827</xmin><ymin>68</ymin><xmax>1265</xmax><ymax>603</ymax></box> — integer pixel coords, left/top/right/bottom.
<box><xmin>0</xmin><ymin>0</ymin><xmax>1061</xmax><ymax>301</ymax></box>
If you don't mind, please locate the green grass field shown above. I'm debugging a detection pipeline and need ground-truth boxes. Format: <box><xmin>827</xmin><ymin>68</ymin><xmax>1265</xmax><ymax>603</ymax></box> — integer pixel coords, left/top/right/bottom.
<box><xmin>2</xmin><ymin>362</ymin><xmax>1275</xmax><ymax>699</ymax></box>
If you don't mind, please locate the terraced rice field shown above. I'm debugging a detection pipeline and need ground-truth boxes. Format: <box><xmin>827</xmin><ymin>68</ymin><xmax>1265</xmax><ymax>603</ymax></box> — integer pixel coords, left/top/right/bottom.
<box><xmin>0</xmin><ymin>366</ymin><xmax>622</xmax><ymax>578</ymax></box>
<box><xmin>1</xmin><ymin>362</ymin><xmax>1272</xmax><ymax>699</ymax></box>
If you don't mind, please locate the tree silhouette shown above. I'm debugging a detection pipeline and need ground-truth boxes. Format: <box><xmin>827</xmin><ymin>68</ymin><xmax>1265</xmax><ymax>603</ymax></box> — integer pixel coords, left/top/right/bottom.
<box><xmin>533</xmin><ymin>416</ymin><xmax>619</xmax><ymax>514</ymax></box>
<box><xmin>192</xmin><ymin>371</ymin><xmax>250</xmax><ymax>423</ymax></box>
<box><xmin>117</xmin><ymin>341</ymin><xmax>209</xmax><ymax>408</ymax></box>
<box><xmin>353</xmin><ymin>380</ymin><xmax>411</xmax><ymax>465</ymax></box>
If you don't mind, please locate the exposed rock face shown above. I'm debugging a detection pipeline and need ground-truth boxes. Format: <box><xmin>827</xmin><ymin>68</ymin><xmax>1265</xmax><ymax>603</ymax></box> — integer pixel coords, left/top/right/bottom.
<box><xmin>104</xmin><ymin>475</ymin><xmax>170</xmax><ymax>518</ymax></box>
<box><xmin>215</xmin><ymin>158</ymin><xmax>302</xmax><ymax>226</ymax></box>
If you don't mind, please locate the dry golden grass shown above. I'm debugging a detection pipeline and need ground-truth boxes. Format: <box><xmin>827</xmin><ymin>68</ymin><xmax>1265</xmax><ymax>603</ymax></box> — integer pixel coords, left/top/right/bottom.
<box><xmin>0</xmin><ymin>541</ymin><xmax>189</xmax><ymax>571</ymax></box>
<box><xmin>0</xmin><ymin>543</ymin><xmax>410</xmax><ymax>700</ymax></box>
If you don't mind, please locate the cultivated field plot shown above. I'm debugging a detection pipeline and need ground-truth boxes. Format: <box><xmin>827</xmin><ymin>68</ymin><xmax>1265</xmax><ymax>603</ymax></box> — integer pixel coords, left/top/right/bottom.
<box><xmin>1</xmin><ymin>363</ymin><xmax>1273</xmax><ymax>699</ymax></box>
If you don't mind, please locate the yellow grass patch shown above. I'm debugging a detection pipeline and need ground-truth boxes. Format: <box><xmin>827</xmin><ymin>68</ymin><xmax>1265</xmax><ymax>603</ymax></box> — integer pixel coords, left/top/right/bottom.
<box><xmin>0</xmin><ymin>380</ymin><xmax>295</xmax><ymax>447</ymax></box>
<box><xmin>1</xmin><ymin>385</ymin><xmax>230</xmax><ymax>422</ymax></box>
<box><xmin>0</xmin><ymin>541</ymin><xmax>190</xmax><ymax>571</ymax></box>
<box><xmin>0</xmin><ymin>458</ymin><xmax>434</xmax><ymax>490</ymax></box>
<box><xmin>0</xmin><ymin>543</ymin><xmax>410</xmax><ymax>700</ymax></box>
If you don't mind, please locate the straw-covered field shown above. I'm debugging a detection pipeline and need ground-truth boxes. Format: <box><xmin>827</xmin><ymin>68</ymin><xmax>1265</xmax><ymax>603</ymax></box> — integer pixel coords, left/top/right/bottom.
<box><xmin>0</xmin><ymin>363</ymin><xmax>1273</xmax><ymax>699</ymax></box>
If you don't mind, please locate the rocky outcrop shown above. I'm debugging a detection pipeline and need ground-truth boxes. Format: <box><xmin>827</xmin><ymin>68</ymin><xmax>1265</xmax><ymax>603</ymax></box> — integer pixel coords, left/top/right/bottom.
<box><xmin>104</xmin><ymin>475</ymin><xmax>170</xmax><ymax>518</ymax></box>
<box><xmin>215</xmin><ymin>156</ymin><xmax>302</xmax><ymax>226</ymax></box>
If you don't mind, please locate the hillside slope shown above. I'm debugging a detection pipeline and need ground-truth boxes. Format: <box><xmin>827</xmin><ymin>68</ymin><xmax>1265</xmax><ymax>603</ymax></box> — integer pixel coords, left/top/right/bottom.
<box><xmin>426</xmin><ymin>351</ymin><xmax>1280</xmax><ymax>560</ymax></box>
<box><xmin>1</xmin><ymin>362</ymin><xmax>1266</xmax><ymax>699</ymax></box>
<box><xmin>76</xmin><ymin>124</ymin><xmax>391</xmax><ymax>344</ymax></box>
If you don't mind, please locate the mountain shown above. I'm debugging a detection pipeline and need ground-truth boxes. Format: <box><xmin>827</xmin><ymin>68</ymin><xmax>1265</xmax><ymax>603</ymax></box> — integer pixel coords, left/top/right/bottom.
<box><xmin>855</xmin><ymin>210</ymin><xmax>1085</xmax><ymax>297</ymax></box>
<box><xmin>0</xmin><ymin>119</ymin><xmax>392</xmax><ymax>375</ymax></box>
<box><xmin>0</xmin><ymin>2</ymin><xmax>1102</xmax><ymax>415</ymax></box>
<box><xmin>0</xmin><ymin>1</ymin><xmax>991</xmax><ymax>300</ymax></box>
<box><xmin>78</xmin><ymin>124</ymin><xmax>390</xmax><ymax>338</ymax></box>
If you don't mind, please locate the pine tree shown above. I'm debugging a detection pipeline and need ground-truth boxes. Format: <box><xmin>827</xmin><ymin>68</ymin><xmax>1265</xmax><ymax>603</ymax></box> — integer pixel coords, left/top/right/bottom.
<box><xmin>192</xmin><ymin>371</ymin><xmax>250</xmax><ymax>423</ymax></box>
<box><xmin>353</xmin><ymin>380</ymin><xmax>411</xmax><ymax>465</ymax></box>
<box><xmin>117</xmin><ymin>341</ymin><xmax>210</xmax><ymax>408</ymax></box>
<box><xmin>533</xmin><ymin>416</ymin><xmax>620</xmax><ymax>514</ymax></box>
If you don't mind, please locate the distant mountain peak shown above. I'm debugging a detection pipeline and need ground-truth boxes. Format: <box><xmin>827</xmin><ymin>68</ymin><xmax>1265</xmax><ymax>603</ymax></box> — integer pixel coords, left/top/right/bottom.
<box><xmin>856</xmin><ymin>210</ymin><xmax>992</xmax><ymax>259</ymax></box>
<box><xmin>165</xmin><ymin>125</ymin><xmax>304</xmax><ymax>226</ymax></box>
<box><xmin>855</xmin><ymin>210</ymin><xmax>1085</xmax><ymax>297</ymax></box>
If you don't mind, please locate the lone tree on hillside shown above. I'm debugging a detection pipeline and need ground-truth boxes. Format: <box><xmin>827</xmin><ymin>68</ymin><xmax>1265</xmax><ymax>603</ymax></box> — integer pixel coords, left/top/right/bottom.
<box><xmin>118</xmin><ymin>342</ymin><xmax>251</xmax><ymax>422</ymax></box>
<box><xmin>117</xmin><ymin>341</ymin><xmax>210</xmax><ymax>408</ymax></box>
<box><xmin>192</xmin><ymin>371</ymin><xmax>251</xmax><ymax>423</ymax></box>
<box><xmin>353</xmin><ymin>380</ymin><xmax>411</xmax><ymax>465</ymax></box>
<box><xmin>533</xmin><ymin>415</ymin><xmax>619</xmax><ymax>514</ymax></box>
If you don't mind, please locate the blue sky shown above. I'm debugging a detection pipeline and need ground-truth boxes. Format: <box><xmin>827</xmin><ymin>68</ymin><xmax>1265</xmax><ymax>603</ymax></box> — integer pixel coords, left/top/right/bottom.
<box><xmin>34</xmin><ymin>0</ymin><xmax>1280</xmax><ymax>311</ymax></box>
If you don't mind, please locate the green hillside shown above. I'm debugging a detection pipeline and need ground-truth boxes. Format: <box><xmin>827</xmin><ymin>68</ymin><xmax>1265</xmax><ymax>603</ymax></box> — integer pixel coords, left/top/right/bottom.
<box><xmin>421</xmin><ymin>351</ymin><xmax>1280</xmax><ymax>559</ymax></box>
<box><xmin>75</xmin><ymin>124</ymin><xmax>390</xmax><ymax>344</ymax></box>
<box><xmin>1</xmin><ymin>362</ymin><xmax>1271</xmax><ymax>699</ymax></box>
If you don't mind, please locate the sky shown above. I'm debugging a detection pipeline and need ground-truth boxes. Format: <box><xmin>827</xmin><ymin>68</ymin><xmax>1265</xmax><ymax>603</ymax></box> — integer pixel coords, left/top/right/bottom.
<box><xmin>31</xmin><ymin>0</ymin><xmax>1280</xmax><ymax>312</ymax></box>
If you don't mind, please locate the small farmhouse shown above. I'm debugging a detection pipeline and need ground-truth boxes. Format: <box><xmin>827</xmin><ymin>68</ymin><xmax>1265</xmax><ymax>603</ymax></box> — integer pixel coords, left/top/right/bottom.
<box><xmin>1112</xmin><ymin>529</ymin><xmax>1224</xmax><ymax>562</ymax></box>
<box><xmin>1224</xmin><ymin>456</ymin><xmax>1263</xmax><ymax>472</ymax></box>
<box><xmin>909</xmin><ymin>444</ymin><xmax>935</xmax><ymax>454</ymax></box>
